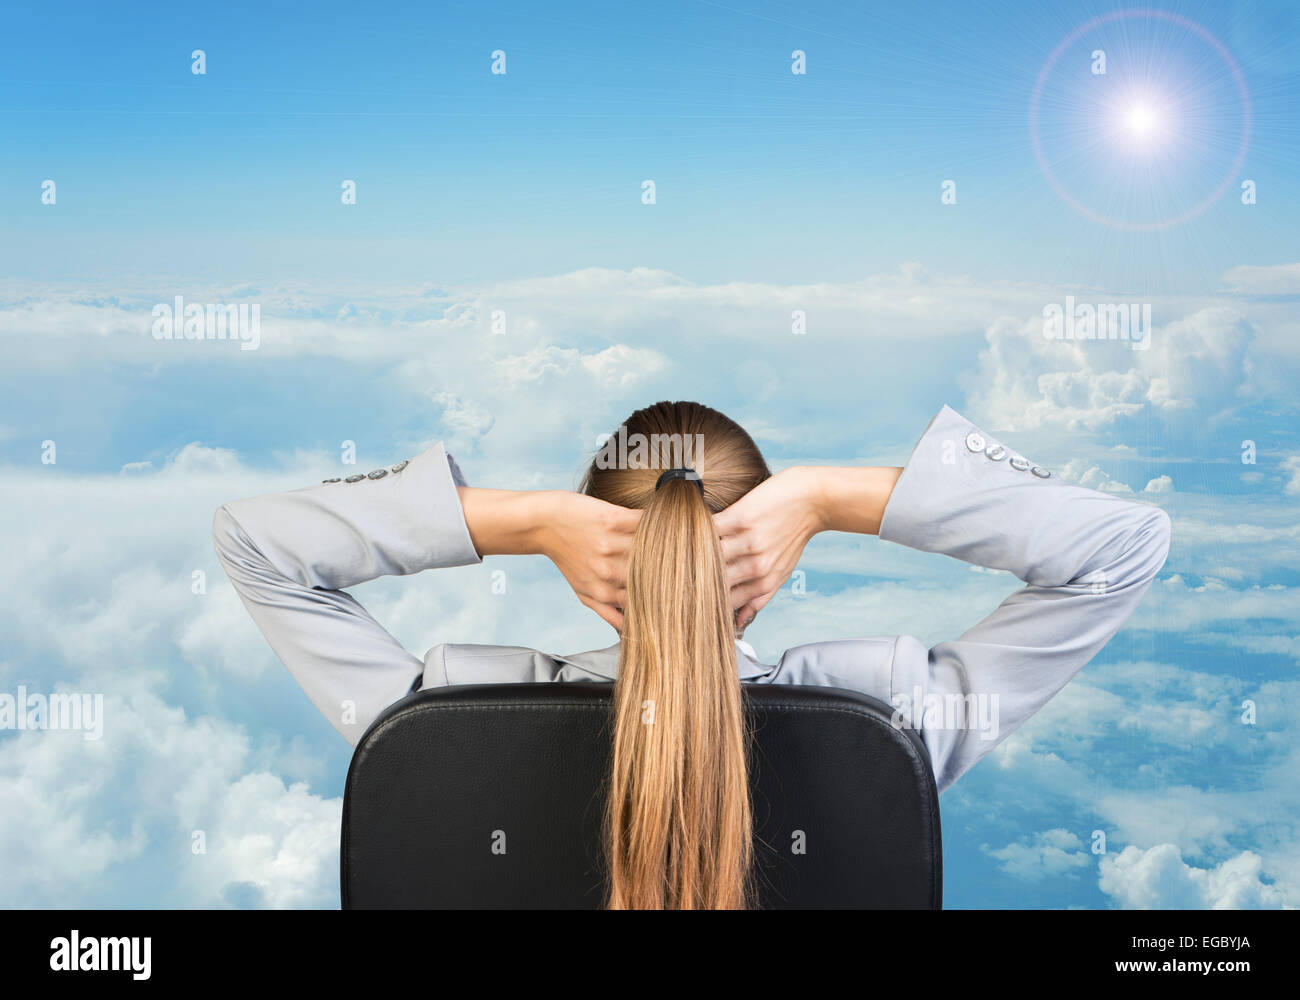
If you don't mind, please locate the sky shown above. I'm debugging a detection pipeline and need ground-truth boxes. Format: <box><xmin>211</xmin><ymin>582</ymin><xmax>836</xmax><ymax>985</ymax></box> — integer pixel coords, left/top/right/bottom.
<box><xmin>0</xmin><ymin>0</ymin><xmax>1298</xmax><ymax>909</ymax></box>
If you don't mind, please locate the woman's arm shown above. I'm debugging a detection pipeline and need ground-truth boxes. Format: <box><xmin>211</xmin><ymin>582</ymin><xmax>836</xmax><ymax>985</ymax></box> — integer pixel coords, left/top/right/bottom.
<box><xmin>214</xmin><ymin>448</ymin><xmax>643</xmax><ymax>745</ymax></box>
<box><xmin>213</xmin><ymin>444</ymin><xmax>480</xmax><ymax>745</ymax></box>
<box><xmin>717</xmin><ymin>404</ymin><xmax>1171</xmax><ymax>792</ymax></box>
<box><xmin>875</xmin><ymin>405</ymin><xmax>1171</xmax><ymax>790</ymax></box>
<box><xmin>715</xmin><ymin>464</ymin><xmax>902</xmax><ymax>626</ymax></box>
<box><xmin>815</xmin><ymin>465</ymin><xmax>905</xmax><ymax>536</ymax></box>
<box><xmin>458</xmin><ymin>487</ymin><xmax>641</xmax><ymax>629</ymax></box>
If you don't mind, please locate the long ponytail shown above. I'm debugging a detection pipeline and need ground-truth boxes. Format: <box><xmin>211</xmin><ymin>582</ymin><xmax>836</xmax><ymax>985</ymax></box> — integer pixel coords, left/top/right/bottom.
<box><xmin>582</xmin><ymin>401</ymin><xmax>770</xmax><ymax>910</ymax></box>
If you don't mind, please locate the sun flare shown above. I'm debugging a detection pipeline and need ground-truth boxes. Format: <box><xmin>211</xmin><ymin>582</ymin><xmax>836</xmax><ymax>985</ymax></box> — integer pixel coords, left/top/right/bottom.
<box><xmin>1125</xmin><ymin>104</ymin><xmax>1157</xmax><ymax>135</ymax></box>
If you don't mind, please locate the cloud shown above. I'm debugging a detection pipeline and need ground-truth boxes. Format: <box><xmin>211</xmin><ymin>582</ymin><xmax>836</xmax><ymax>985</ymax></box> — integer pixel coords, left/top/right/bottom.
<box><xmin>1099</xmin><ymin>844</ymin><xmax>1291</xmax><ymax>909</ymax></box>
<box><xmin>0</xmin><ymin>690</ymin><xmax>339</xmax><ymax>908</ymax></box>
<box><xmin>1219</xmin><ymin>262</ymin><xmax>1300</xmax><ymax>295</ymax></box>
<box><xmin>0</xmin><ymin>443</ymin><xmax>351</xmax><ymax>907</ymax></box>
<box><xmin>2</xmin><ymin>264</ymin><xmax>1299</xmax><ymax>908</ymax></box>
<box><xmin>1057</xmin><ymin>459</ymin><xmax>1134</xmax><ymax>493</ymax></box>
<box><xmin>968</xmin><ymin>660</ymin><xmax>1300</xmax><ymax>909</ymax></box>
<box><xmin>965</xmin><ymin>307</ymin><xmax>1257</xmax><ymax>432</ymax></box>
<box><xmin>162</xmin><ymin>442</ymin><xmax>243</xmax><ymax>477</ymax></box>
<box><xmin>1282</xmin><ymin>455</ymin><xmax>1300</xmax><ymax>496</ymax></box>
<box><xmin>985</xmin><ymin>829</ymin><xmax>1092</xmax><ymax>880</ymax></box>
<box><xmin>425</xmin><ymin>391</ymin><xmax>495</xmax><ymax>456</ymax></box>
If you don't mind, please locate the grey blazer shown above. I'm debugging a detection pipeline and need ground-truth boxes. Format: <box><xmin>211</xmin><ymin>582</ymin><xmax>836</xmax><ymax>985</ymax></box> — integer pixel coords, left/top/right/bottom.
<box><xmin>212</xmin><ymin>405</ymin><xmax>1171</xmax><ymax>794</ymax></box>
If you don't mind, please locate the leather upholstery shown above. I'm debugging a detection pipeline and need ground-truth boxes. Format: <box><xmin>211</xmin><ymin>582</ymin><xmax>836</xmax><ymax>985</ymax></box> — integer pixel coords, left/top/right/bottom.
<box><xmin>342</xmin><ymin>682</ymin><xmax>942</xmax><ymax>909</ymax></box>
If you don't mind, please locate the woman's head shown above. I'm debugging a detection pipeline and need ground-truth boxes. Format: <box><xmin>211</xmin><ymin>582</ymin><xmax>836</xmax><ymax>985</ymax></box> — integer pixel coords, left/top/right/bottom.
<box><xmin>581</xmin><ymin>399</ymin><xmax>771</xmax><ymax>517</ymax></box>
<box><xmin>581</xmin><ymin>401</ymin><xmax>770</xmax><ymax>909</ymax></box>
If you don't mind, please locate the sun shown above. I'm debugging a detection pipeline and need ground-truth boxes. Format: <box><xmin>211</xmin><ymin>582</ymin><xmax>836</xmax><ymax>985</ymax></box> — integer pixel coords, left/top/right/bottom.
<box><xmin>1029</xmin><ymin>9</ymin><xmax>1252</xmax><ymax>230</ymax></box>
<box><xmin>1125</xmin><ymin>104</ymin><xmax>1157</xmax><ymax>135</ymax></box>
<box><xmin>1113</xmin><ymin>95</ymin><xmax>1173</xmax><ymax>154</ymax></box>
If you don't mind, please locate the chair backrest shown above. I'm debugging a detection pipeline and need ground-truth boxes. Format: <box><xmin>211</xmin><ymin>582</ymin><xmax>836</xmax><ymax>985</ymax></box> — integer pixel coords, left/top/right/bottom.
<box><xmin>342</xmin><ymin>681</ymin><xmax>941</xmax><ymax>908</ymax></box>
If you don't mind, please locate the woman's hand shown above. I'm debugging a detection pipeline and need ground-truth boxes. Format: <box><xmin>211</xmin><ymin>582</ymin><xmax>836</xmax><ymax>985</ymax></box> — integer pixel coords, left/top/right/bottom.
<box><xmin>714</xmin><ymin>464</ymin><xmax>903</xmax><ymax>630</ymax></box>
<box><xmin>533</xmin><ymin>492</ymin><xmax>642</xmax><ymax>631</ymax></box>
<box><xmin>458</xmin><ymin>487</ymin><xmax>642</xmax><ymax>632</ymax></box>
<box><xmin>713</xmin><ymin>467</ymin><xmax>829</xmax><ymax>629</ymax></box>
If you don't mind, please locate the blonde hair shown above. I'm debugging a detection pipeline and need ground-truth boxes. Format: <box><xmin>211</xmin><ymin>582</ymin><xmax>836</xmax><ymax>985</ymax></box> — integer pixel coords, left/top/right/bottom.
<box><xmin>581</xmin><ymin>401</ymin><xmax>771</xmax><ymax>909</ymax></box>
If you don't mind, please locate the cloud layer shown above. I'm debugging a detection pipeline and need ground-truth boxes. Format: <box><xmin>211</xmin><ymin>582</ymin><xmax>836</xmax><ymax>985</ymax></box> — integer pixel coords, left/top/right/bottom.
<box><xmin>2</xmin><ymin>262</ymin><xmax>1297</xmax><ymax>908</ymax></box>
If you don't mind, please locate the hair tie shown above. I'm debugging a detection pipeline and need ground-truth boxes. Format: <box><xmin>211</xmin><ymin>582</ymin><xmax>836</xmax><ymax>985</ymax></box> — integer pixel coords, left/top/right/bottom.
<box><xmin>655</xmin><ymin>467</ymin><xmax>704</xmax><ymax>494</ymax></box>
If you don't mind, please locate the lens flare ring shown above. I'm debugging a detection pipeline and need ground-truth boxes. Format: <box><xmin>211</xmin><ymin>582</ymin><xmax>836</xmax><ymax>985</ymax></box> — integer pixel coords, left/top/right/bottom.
<box><xmin>1029</xmin><ymin>8</ymin><xmax>1252</xmax><ymax>232</ymax></box>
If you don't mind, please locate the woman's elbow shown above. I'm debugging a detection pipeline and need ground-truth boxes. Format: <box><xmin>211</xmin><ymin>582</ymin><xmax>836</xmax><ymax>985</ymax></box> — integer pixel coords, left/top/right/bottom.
<box><xmin>211</xmin><ymin>503</ymin><xmax>248</xmax><ymax>570</ymax></box>
<box><xmin>1126</xmin><ymin>504</ymin><xmax>1172</xmax><ymax>586</ymax></box>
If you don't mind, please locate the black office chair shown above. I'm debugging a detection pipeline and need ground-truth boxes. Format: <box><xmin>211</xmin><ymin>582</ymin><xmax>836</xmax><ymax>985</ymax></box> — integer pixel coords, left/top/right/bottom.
<box><xmin>342</xmin><ymin>682</ymin><xmax>942</xmax><ymax>908</ymax></box>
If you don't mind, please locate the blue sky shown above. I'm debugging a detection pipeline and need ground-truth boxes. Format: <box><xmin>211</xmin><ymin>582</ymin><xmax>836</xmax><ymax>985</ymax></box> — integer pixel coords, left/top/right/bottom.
<box><xmin>3</xmin><ymin>0</ymin><xmax>1296</xmax><ymax>289</ymax></box>
<box><xmin>0</xmin><ymin>0</ymin><xmax>1298</xmax><ymax>908</ymax></box>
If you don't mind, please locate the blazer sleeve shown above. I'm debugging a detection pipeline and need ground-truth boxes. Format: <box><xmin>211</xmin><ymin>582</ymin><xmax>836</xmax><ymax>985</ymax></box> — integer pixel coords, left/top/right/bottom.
<box><xmin>878</xmin><ymin>405</ymin><xmax>1171</xmax><ymax>793</ymax></box>
<box><xmin>211</xmin><ymin>444</ymin><xmax>482</xmax><ymax>746</ymax></box>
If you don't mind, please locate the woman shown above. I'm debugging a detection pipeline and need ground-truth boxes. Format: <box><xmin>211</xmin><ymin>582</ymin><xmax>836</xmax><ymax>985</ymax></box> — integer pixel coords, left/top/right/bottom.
<box><xmin>213</xmin><ymin>401</ymin><xmax>1170</xmax><ymax>909</ymax></box>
